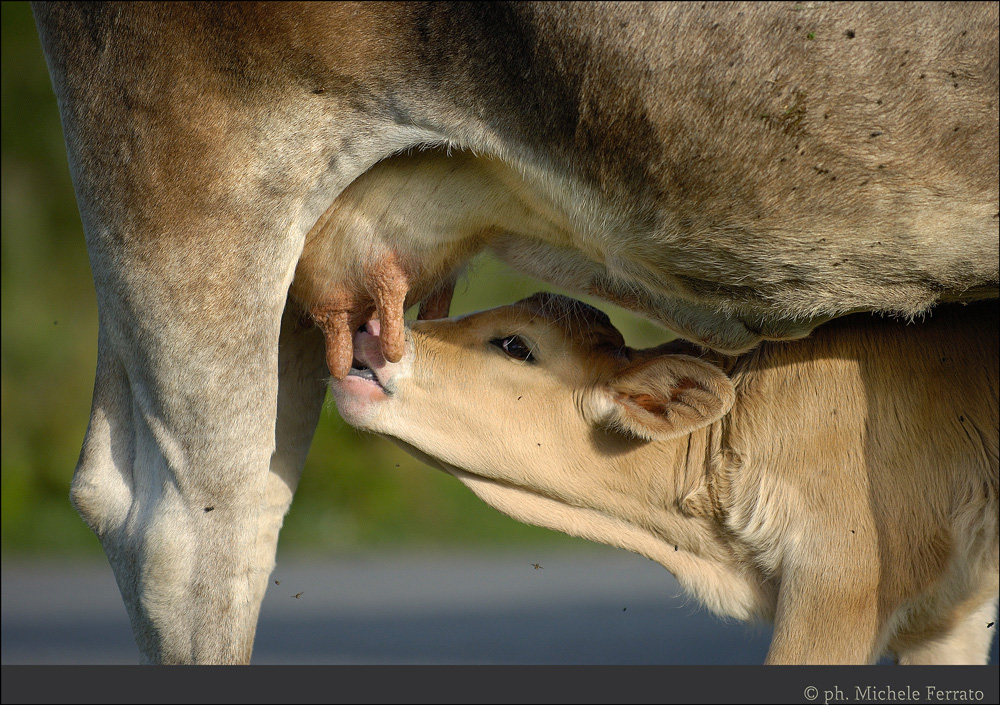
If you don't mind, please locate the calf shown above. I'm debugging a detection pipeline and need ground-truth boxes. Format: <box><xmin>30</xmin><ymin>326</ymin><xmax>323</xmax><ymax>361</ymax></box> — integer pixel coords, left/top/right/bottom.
<box><xmin>332</xmin><ymin>294</ymin><xmax>999</xmax><ymax>664</ymax></box>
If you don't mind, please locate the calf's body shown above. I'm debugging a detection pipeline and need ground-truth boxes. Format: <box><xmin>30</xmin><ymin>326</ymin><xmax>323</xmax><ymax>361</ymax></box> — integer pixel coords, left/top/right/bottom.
<box><xmin>333</xmin><ymin>296</ymin><xmax>998</xmax><ymax>664</ymax></box>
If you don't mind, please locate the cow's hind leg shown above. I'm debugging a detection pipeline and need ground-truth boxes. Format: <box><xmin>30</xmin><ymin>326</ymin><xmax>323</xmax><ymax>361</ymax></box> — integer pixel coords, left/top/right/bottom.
<box><xmin>253</xmin><ymin>305</ymin><xmax>329</xmax><ymax>610</ymax></box>
<box><xmin>70</xmin><ymin>268</ymin><xmax>327</xmax><ymax>664</ymax></box>
<box><xmin>33</xmin><ymin>0</ymin><xmax>348</xmax><ymax>662</ymax></box>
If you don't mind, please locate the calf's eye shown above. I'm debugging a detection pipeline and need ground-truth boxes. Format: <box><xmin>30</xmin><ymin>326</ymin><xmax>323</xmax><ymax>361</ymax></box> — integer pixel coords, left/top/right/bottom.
<box><xmin>490</xmin><ymin>335</ymin><xmax>535</xmax><ymax>362</ymax></box>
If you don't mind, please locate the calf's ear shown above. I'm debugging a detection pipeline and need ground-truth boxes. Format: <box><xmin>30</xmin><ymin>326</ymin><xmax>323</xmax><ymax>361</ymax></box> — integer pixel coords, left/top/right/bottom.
<box><xmin>587</xmin><ymin>355</ymin><xmax>735</xmax><ymax>441</ymax></box>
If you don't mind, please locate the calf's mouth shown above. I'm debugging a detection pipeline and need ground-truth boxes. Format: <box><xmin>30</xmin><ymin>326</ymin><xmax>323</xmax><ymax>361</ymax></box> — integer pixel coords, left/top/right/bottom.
<box><xmin>347</xmin><ymin>357</ymin><xmax>386</xmax><ymax>391</ymax></box>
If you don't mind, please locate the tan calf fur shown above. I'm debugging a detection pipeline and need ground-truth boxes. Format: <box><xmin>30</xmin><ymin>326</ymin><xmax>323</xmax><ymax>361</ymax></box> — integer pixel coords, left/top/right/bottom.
<box><xmin>33</xmin><ymin>2</ymin><xmax>996</xmax><ymax>662</ymax></box>
<box><xmin>333</xmin><ymin>296</ymin><xmax>999</xmax><ymax>664</ymax></box>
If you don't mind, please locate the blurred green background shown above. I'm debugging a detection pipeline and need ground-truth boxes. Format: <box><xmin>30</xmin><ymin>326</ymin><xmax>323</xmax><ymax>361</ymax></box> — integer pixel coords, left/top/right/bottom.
<box><xmin>1</xmin><ymin>1</ymin><xmax>672</xmax><ymax>558</ymax></box>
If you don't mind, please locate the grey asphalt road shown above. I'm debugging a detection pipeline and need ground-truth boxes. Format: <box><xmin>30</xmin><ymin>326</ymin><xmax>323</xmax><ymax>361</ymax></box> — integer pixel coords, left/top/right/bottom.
<box><xmin>3</xmin><ymin>545</ymin><xmax>996</xmax><ymax>665</ymax></box>
<box><xmin>3</xmin><ymin>545</ymin><xmax>775</xmax><ymax>665</ymax></box>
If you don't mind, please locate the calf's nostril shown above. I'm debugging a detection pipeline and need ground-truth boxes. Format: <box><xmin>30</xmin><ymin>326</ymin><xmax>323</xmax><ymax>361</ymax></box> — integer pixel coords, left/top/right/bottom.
<box><xmin>365</xmin><ymin>319</ymin><xmax>381</xmax><ymax>337</ymax></box>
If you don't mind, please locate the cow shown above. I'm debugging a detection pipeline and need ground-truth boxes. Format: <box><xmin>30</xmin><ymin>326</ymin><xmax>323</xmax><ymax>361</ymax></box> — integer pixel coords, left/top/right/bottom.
<box><xmin>332</xmin><ymin>293</ymin><xmax>999</xmax><ymax>664</ymax></box>
<box><xmin>30</xmin><ymin>2</ymin><xmax>997</xmax><ymax>662</ymax></box>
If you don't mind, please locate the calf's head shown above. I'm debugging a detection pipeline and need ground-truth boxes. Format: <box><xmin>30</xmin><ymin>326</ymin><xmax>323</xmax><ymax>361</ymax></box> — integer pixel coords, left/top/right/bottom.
<box><xmin>331</xmin><ymin>293</ymin><xmax>737</xmax><ymax>555</ymax></box>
